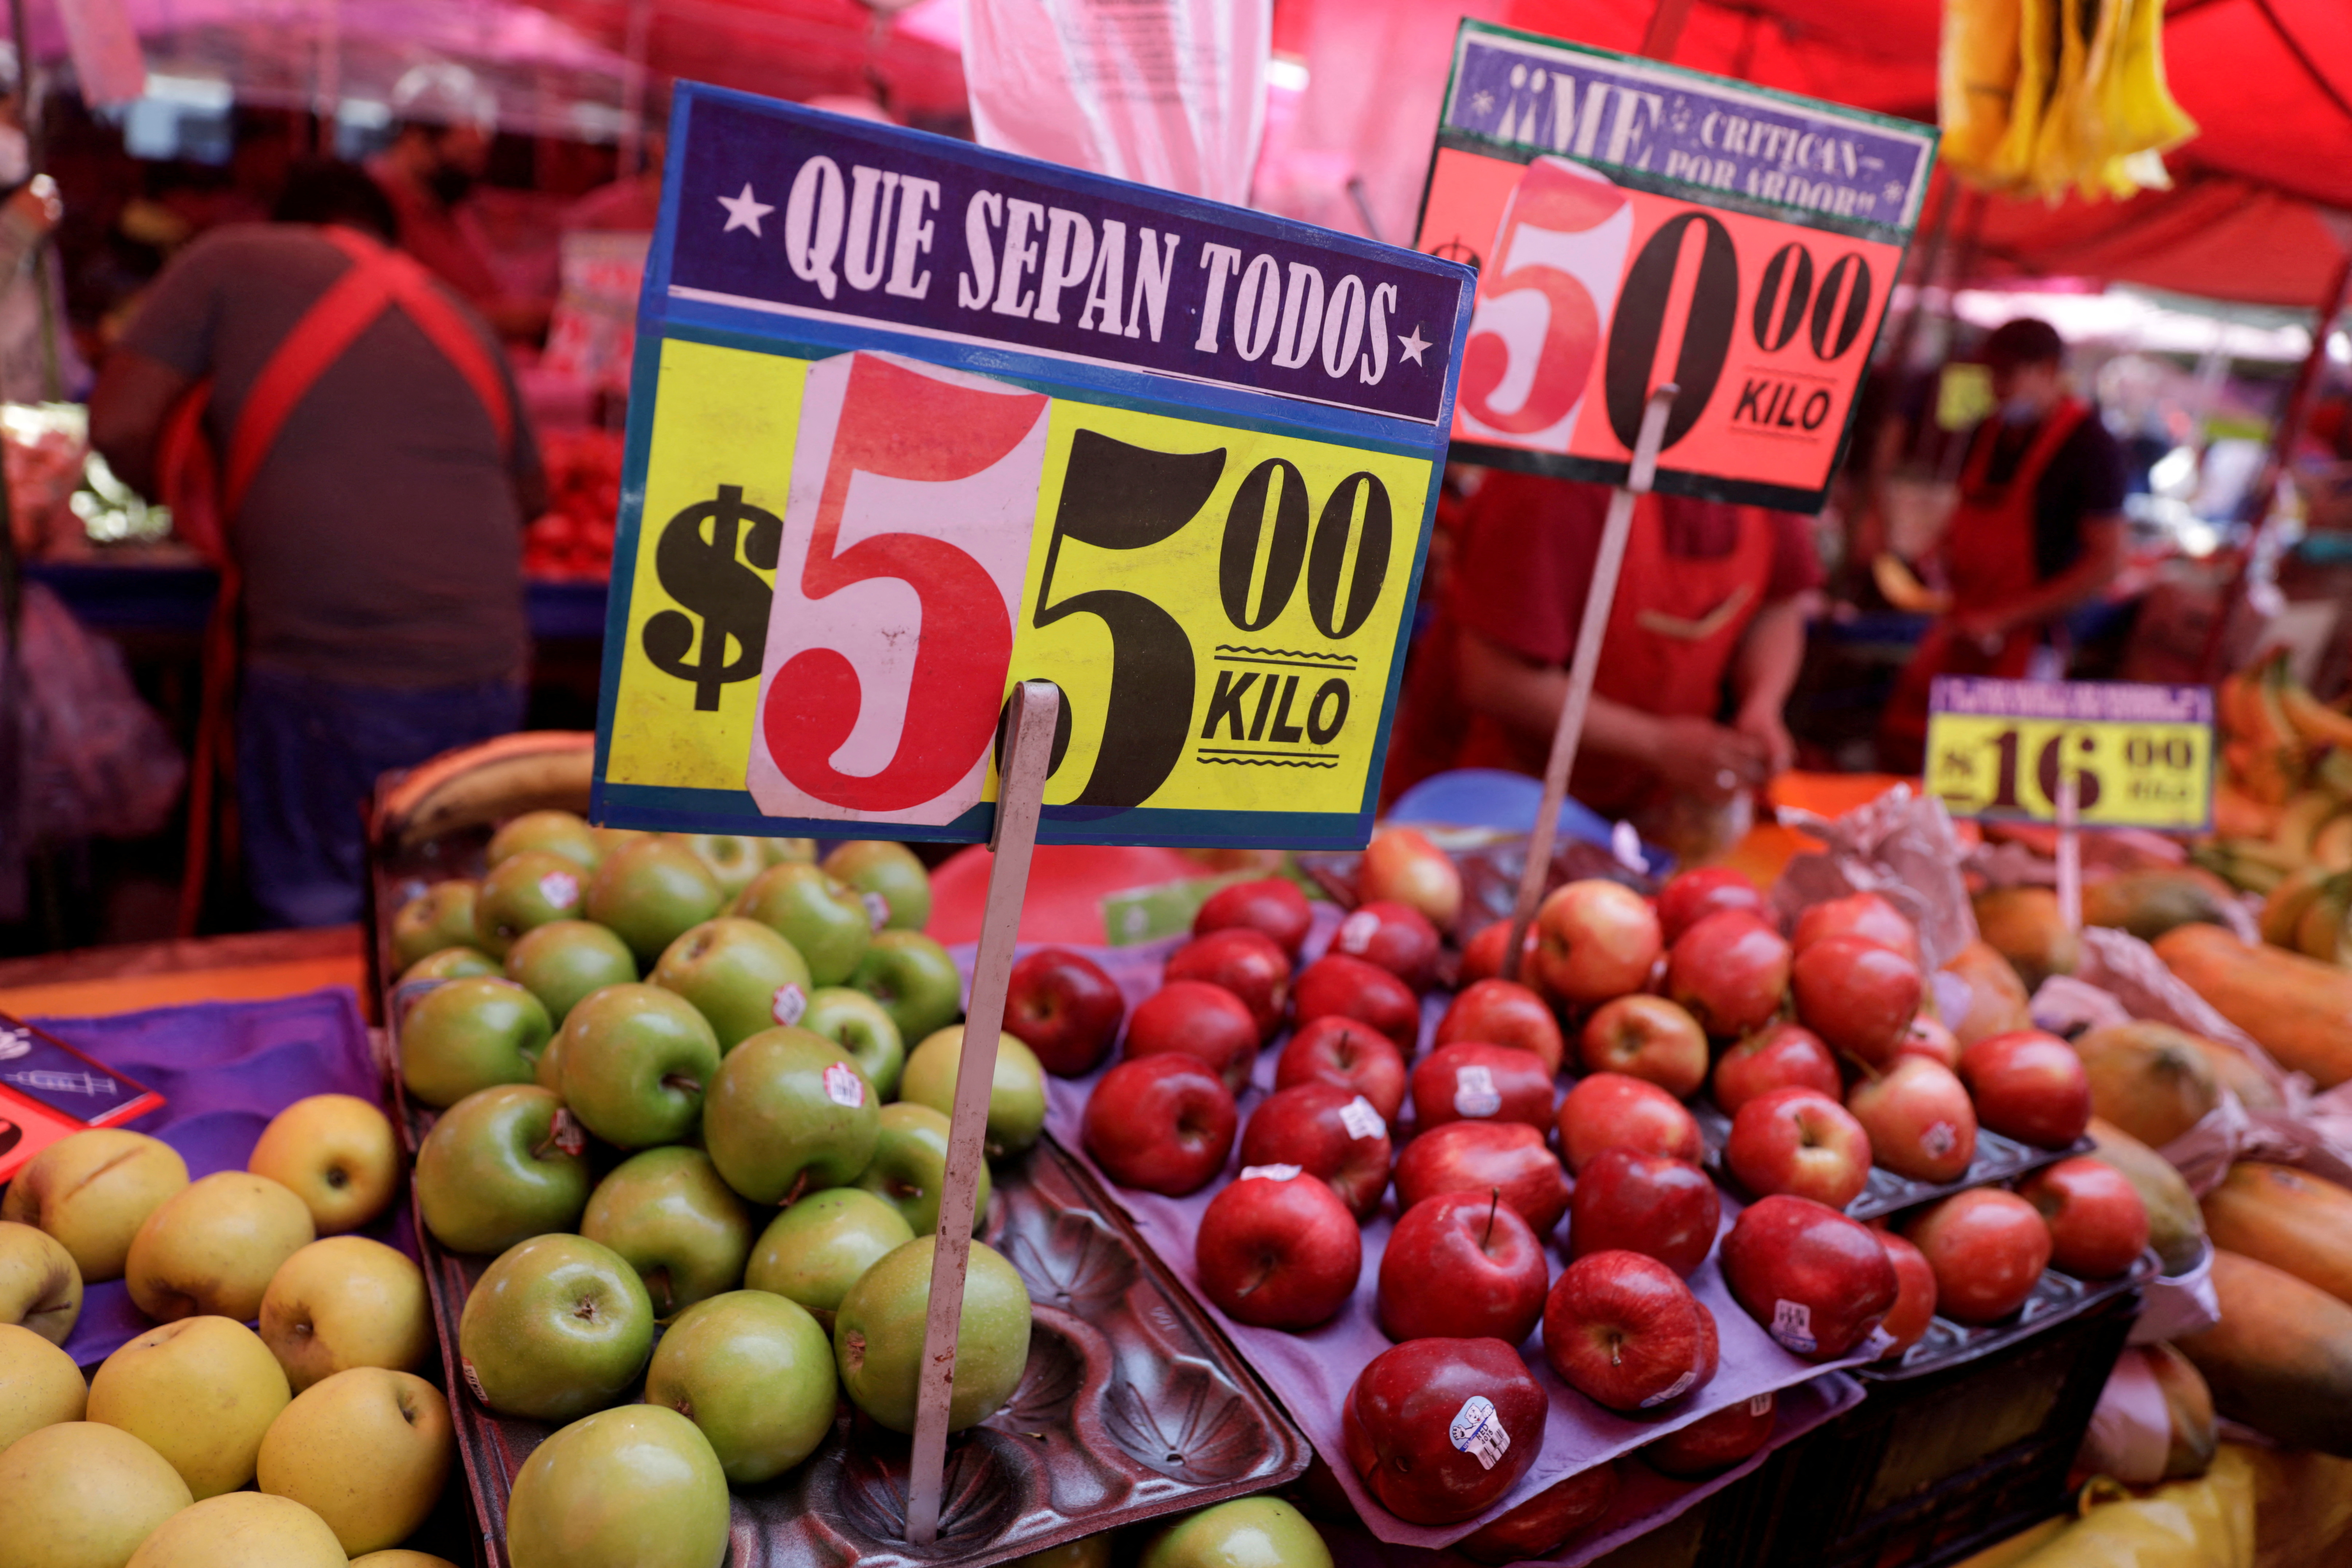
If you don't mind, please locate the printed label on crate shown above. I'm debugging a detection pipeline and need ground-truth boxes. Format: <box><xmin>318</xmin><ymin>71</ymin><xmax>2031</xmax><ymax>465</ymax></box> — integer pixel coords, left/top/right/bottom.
<box><xmin>823</xmin><ymin>1061</ymin><xmax>868</xmax><ymax>1108</ymax></box>
<box><xmin>1453</xmin><ymin>1063</ymin><xmax>1503</xmax><ymax>1118</ymax></box>
<box><xmin>592</xmin><ymin>85</ymin><xmax>1473</xmax><ymax>852</ymax></box>
<box><xmin>1339</xmin><ymin>1094</ymin><xmax>1386</xmax><ymax>1141</ymax></box>
<box><xmin>1413</xmin><ymin>22</ymin><xmax>1935</xmax><ymax>512</ymax></box>
<box><xmin>1926</xmin><ymin>677</ymin><xmax>2215</xmax><ymax>831</ymax></box>
<box><xmin>1770</xmin><ymin>1297</ymin><xmax>1817</xmax><ymax>1354</ymax></box>
<box><xmin>1449</xmin><ymin>1395</ymin><xmax>1511</xmax><ymax>1469</ymax></box>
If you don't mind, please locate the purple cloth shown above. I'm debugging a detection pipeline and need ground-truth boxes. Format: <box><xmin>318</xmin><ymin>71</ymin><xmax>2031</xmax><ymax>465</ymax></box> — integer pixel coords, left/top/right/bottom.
<box><xmin>17</xmin><ymin>988</ymin><xmax>409</xmax><ymax>1368</ymax></box>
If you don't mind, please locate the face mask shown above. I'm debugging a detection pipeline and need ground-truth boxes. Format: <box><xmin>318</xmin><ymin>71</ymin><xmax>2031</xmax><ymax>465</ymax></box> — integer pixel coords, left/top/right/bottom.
<box><xmin>1997</xmin><ymin>394</ymin><xmax>2042</xmax><ymax>426</ymax></box>
<box><xmin>426</xmin><ymin>164</ymin><xmax>476</xmax><ymax>207</ymax></box>
<box><xmin>0</xmin><ymin>126</ymin><xmax>30</xmax><ymax>188</ymax></box>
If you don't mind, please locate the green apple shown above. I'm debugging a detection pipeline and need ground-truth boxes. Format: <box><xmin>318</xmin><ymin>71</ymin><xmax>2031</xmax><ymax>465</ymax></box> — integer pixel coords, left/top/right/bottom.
<box><xmin>457</xmin><ymin>1234</ymin><xmax>654</xmax><ymax>1422</ymax></box>
<box><xmin>701</xmin><ymin>1028</ymin><xmax>879</xmax><ymax>1205</ymax></box>
<box><xmin>591</xmin><ymin>826</ymin><xmax>646</xmax><ymax>857</ymax></box>
<box><xmin>489</xmin><ymin>810</ymin><xmax>602</xmax><ymax>872</ymax></box>
<box><xmin>823</xmin><ymin>840</ymin><xmax>931</xmax><ymax>931</ymax></box>
<box><xmin>652</xmin><ymin>917</ymin><xmax>814</xmax><ymax>1053</ymax></box>
<box><xmin>392</xmin><ymin>881</ymin><xmax>480</xmax><ymax>973</ymax></box>
<box><xmin>901</xmin><ymin>1027</ymin><xmax>1048</xmax><ymax>1157</ymax></box>
<box><xmin>744</xmin><ymin>1188</ymin><xmax>912</xmax><ymax>1328</ymax></box>
<box><xmin>644</xmin><ymin>1290</ymin><xmax>835</xmax><ymax>1484</ymax></box>
<box><xmin>586</xmin><ymin>838</ymin><xmax>724</xmax><ymax>965</ymax></box>
<box><xmin>556</xmin><ymin>984</ymin><xmax>722</xmax><ymax>1150</ymax></box>
<box><xmin>853</xmin><ymin>1102</ymin><xmax>990</xmax><ymax>1236</ymax></box>
<box><xmin>734</xmin><ymin>864</ymin><xmax>871</xmax><ymax>986</ymax></box>
<box><xmin>399</xmin><ymin>946</ymin><xmax>500</xmax><ymax>984</ymax></box>
<box><xmin>506</xmin><ymin>920</ymin><xmax>638</xmax><ymax>1024</ymax></box>
<box><xmin>800</xmin><ymin>987</ymin><xmax>905</xmax><ymax>1099</ymax></box>
<box><xmin>504</xmin><ymin>1405</ymin><xmax>730</xmax><ymax>1568</ymax></box>
<box><xmin>398</xmin><ymin>978</ymin><xmax>551</xmax><ymax>1108</ymax></box>
<box><xmin>1015</xmin><ymin>1537</ymin><xmax>1111</xmax><ymax>1568</ymax></box>
<box><xmin>833</xmin><ymin>1235</ymin><xmax>1030</xmax><ymax>1433</ymax></box>
<box><xmin>0</xmin><ymin>1422</ymin><xmax>194</xmax><ymax>1567</ymax></box>
<box><xmin>1141</xmin><ymin>1498</ymin><xmax>1332</xmax><ymax>1568</ymax></box>
<box><xmin>412</xmin><ymin>1086</ymin><xmax>592</xmax><ymax>1255</ymax></box>
<box><xmin>0</xmin><ymin>1220</ymin><xmax>82</xmax><ymax>1343</ymax></box>
<box><xmin>851</xmin><ymin>930</ymin><xmax>964</xmax><ymax>1042</ymax></box>
<box><xmin>474</xmin><ymin>851</ymin><xmax>591</xmax><ymax>960</ymax></box>
<box><xmin>255</xmin><ymin>1366</ymin><xmax>454</xmax><ymax>1556</ymax></box>
<box><xmin>579</xmin><ymin>1148</ymin><xmax>755</xmax><ymax>1319</ymax></box>
<box><xmin>762</xmin><ymin>838</ymin><xmax>817</xmax><ymax>866</ymax></box>
<box><xmin>2</xmin><ymin>1129</ymin><xmax>188</xmax><ymax>1283</ymax></box>
<box><xmin>0</xmin><ymin>1321</ymin><xmax>86</xmax><ymax>1449</ymax></box>
<box><xmin>669</xmin><ymin>834</ymin><xmax>765</xmax><ymax>899</ymax></box>
<box><xmin>87</xmin><ymin>1315</ymin><xmax>291</xmax><ymax>1499</ymax></box>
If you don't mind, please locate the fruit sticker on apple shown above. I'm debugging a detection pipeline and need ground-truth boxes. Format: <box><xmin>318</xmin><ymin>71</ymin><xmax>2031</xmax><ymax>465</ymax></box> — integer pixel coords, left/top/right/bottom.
<box><xmin>1449</xmin><ymin>1395</ymin><xmax>1511</xmax><ymax>1469</ymax></box>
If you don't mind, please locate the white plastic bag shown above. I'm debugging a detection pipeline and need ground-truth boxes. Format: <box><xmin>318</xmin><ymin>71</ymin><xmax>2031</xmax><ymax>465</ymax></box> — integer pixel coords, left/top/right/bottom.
<box><xmin>4</xmin><ymin>581</ymin><xmax>185</xmax><ymax>845</ymax></box>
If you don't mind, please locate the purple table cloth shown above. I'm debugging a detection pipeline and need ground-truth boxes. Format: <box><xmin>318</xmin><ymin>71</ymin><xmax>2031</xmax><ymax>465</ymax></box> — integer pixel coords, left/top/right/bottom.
<box><xmin>13</xmin><ymin>987</ymin><xmax>410</xmax><ymax>1368</ymax></box>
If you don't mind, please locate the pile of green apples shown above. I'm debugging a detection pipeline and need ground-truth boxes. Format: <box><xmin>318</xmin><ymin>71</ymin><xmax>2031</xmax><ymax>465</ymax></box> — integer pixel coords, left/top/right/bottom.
<box><xmin>390</xmin><ymin>813</ymin><xmax>1053</xmax><ymax>1568</ymax></box>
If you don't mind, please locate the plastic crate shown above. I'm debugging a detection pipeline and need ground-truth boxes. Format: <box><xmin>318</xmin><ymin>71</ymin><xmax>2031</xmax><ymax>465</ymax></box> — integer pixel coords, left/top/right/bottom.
<box><xmin>1734</xmin><ymin>1290</ymin><xmax>2137</xmax><ymax>1568</ymax></box>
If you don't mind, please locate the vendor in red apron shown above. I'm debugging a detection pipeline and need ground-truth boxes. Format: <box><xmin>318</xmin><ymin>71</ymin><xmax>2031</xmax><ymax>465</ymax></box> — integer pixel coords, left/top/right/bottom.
<box><xmin>1879</xmin><ymin>318</ymin><xmax>2127</xmax><ymax>773</ymax></box>
<box><xmin>1385</xmin><ymin>469</ymin><xmax>1821</xmax><ymax>860</ymax></box>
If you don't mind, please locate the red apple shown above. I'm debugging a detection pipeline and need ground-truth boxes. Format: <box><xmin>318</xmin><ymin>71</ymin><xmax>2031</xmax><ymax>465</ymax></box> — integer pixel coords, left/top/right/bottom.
<box><xmin>1436</xmin><ymin>978</ymin><xmax>1566</xmax><ymax>1075</ymax></box>
<box><xmin>1874</xmin><ymin>1229</ymin><xmax>1938</xmax><ymax>1358</ymax></box>
<box><xmin>1193</xmin><ymin>876</ymin><xmax>1314</xmax><ymax>959</ymax></box>
<box><xmin>1720</xmin><ymin>1194</ymin><xmax>1900</xmax><ymax>1360</ymax></box>
<box><xmin>1456</xmin><ymin>1463</ymin><xmax>1620</xmax><ymax>1564</ymax></box>
<box><xmin>2020</xmin><ymin>1157</ymin><xmax>2149</xmax><ymax>1279</ymax></box>
<box><xmin>1331</xmin><ymin>900</ymin><xmax>1442</xmax><ymax>991</ymax></box>
<box><xmin>1533</xmin><ymin>880</ymin><xmax>1662</xmax><ymax>1007</ymax></box>
<box><xmin>1082</xmin><ymin>1055</ymin><xmax>1236</xmax><ymax>1195</ymax></box>
<box><xmin>1644</xmin><ymin>1392</ymin><xmax>1776</xmax><ymax>1477</ymax></box>
<box><xmin>1379</xmin><ymin>1189</ymin><xmax>1548</xmax><ymax>1345</ymax></box>
<box><xmin>1897</xmin><ymin>1013</ymin><xmax>1961</xmax><ymax>1069</ymax></box>
<box><xmin>1165</xmin><ymin>928</ymin><xmax>1292</xmax><ymax>1042</ymax></box>
<box><xmin>1578</xmin><ymin>996</ymin><xmax>1708</xmax><ymax>1099</ymax></box>
<box><xmin>1239</xmin><ymin>1082</ymin><xmax>1394</xmax><ymax>1218</ymax></box>
<box><xmin>1666</xmin><ymin>911</ymin><xmax>1791</xmax><ymax>1039</ymax></box>
<box><xmin>1725</xmin><ymin>1087</ymin><xmax>1873</xmax><ymax>1208</ymax></box>
<box><xmin>1461</xmin><ymin>920</ymin><xmax>1539</xmax><ymax>985</ymax></box>
<box><xmin>1566</xmin><ymin>1148</ymin><xmax>1720</xmax><ymax>1277</ymax></box>
<box><xmin>1959</xmin><ymin>1030</ymin><xmax>2094</xmax><ymax>1149</ymax></box>
<box><xmin>1195</xmin><ymin>1167</ymin><xmax>1363</xmax><ymax>1330</ymax></box>
<box><xmin>1276</xmin><ymin>1016</ymin><xmax>1407</xmax><ymax>1121</ymax></box>
<box><xmin>1005</xmin><ymin>947</ymin><xmax>1128</xmax><ymax>1076</ymax></box>
<box><xmin>1394</xmin><ymin>1120</ymin><xmax>1571</xmax><ymax>1238</ymax></box>
<box><xmin>1556</xmin><ymin>1072</ymin><xmax>1703</xmax><ymax>1174</ymax></box>
<box><xmin>1792</xmin><ymin>935</ymin><xmax>1922</xmax><ymax>1068</ymax></box>
<box><xmin>1656</xmin><ymin>867</ymin><xmax>1767</xmax><ymax>946</ymax></box>
<box><xmin>1341</xmin><ymin>1337</ymin><xmax>1544</xmax><ymax>1525</ymax></box>
<box><xmin>1293</xmin><ymin>954</ymin><xmax>1421</xmax><ymax>1051</ymax></box>
<box><xmin>1712</xmin><ymin>1022</ymin><xmax>1841</xmax><ymax>1115</ymax></box>
<box><xmin>1845</xmin><ymin>1058</ymin><xmax>1978</xmax><ymax>1183</ymax></box>
<box><xmin>1905</xmin><ymin>1188</ymin><xmax>2052</xmax><ymax>1323</ymax></box>
<box><xmin>1410</xmin><ymin>1043</ymin><xmax>1555</xmax><ymax>1133</ymax></box>
<box><xmin>1542</xmin><ymin>1250</ymin><xmax>1719</xmax><ymax>1413</ymax></box>
<box><xmin>1794</xmin><ymin>892</ymin><xmax>1922</xmax><ymax>967</ymax></box>
<box><xmin>1359</xmin><ymin>827</ymin><xmax>1463</xmax><ymax>928</ymax></box>
<box><xmin>1124</xmin><ymin>980</ymin><xmax>1260</xmax><ymax>1092</ymax></box>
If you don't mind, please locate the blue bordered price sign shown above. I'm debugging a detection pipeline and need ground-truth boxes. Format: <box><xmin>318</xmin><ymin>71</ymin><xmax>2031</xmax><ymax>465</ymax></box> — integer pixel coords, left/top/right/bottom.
<box><xmin>1926</xmin><ymin>677</ymin><xmax>2216</xmax><ymax>832</ymax></box>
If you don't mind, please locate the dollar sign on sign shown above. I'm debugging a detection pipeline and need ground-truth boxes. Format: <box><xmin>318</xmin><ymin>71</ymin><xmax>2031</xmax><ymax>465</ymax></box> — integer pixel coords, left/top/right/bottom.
<box><xmin>641</xmin><ymin>484</ymin><xmax>783</xmax><ymax>711</ymax></box>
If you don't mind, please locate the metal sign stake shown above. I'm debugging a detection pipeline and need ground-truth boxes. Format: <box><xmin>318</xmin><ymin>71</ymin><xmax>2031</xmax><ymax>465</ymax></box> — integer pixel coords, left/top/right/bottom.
<box><xmin>2055</xmin><ymin>766</ymin><xmax>2082</xmax><ymax>934</ymax></box>
<box><xmin>903</xmin><ymin>679</ymin><xmax>1060</xmax><ymax>1545</ymax></box>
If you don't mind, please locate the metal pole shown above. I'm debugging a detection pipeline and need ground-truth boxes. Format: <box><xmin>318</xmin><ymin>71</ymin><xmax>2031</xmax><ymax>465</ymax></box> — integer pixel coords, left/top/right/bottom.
<box><xmin>620</xmin><ymin>0</ymin><xmax>652</xmax><ymax>176</ymax></box>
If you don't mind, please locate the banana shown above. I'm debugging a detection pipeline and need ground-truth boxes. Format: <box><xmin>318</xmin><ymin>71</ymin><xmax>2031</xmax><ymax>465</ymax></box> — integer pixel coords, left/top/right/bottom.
<box><xmin>2272</xmin><ymin>790</ymin><xmax>2342</xmax><ymax>865</ymax></box>
<box><xmin>2281</xmin><ymin>681</ymin><xmax>2352</xmax><ymax>751</ymax></box>
<box><xmin>2261</xmin><ymin>864</ymin><xmax>2335</xmax><ymax>949</ymax></box>
<box><xmin>1989</xmin><ymin>0</ymin><xmax>2054</xmax><ymax>187</ymax></box>
<box><xmin>376</xmin><ymin>731</ymin><xmax>597</xmax><ymax>851</ymax></box>
<box><xmin>2213</xmin><ymin>781</ymin><xmax>2281</xmax><ymax>840</ymax></box>
<box><xmin>2192</xmin><ymin>840</ymin><xmax>2289</xmax><ymax>895</ymax></box>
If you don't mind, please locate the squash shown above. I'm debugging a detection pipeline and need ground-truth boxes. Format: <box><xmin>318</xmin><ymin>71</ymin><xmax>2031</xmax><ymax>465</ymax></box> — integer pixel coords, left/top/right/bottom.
<box><xmin>2081</xmin><ymin>868</ymin><xmax>2239</xmax><ymax>942</ymax></box>
<box><xmin>1942</xmin><ymin>940</ymin><xmax>2036</xmax><ymax>1045</ymax></box>
<box><xmin>2177</xmin><ymin>1250</ymin><xmax>2352</xmax><ymax>1457</ymax></box>
<box><xmin>2201</xmin><ymin>1161</ymin><xmax>2352</xmax><ymax>1306</ymax></box>
<box><xmin>2074</xmin><ymin>1021</ymin><xmax>2222</xmax><ymax>1147</ymax></box>
<box><xmin>2154</xmin><ymin>924</ymin><xmax>2352</xmax><ymax>1088</ymax></box>
<box><xmin>1972</xmin><ymin>887</ymin><xmax>2079</xmax><ymax>992</ymax></box>
<box><xmin>2190</xmin><ymin>1039</ymin><xmax>2282</xmax><ymax>1113</ymax></box>
<box><xmin>2083</xmin><ymin>1117</ymin><xmax>2206</xmax><ymax>1272</ymax></box>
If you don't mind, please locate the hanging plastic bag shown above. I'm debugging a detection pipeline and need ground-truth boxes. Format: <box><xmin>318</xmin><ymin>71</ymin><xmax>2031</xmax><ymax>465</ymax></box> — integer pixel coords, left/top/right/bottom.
<box><xmin>2012</xmin><ymin>1444</ymin><xmax>2254</xmax><ymax>1568</ymax></box>
<box><xmin>4</xmin><ymin>581</ymin><xmax>185</xmax><ymax>843</ymax></box>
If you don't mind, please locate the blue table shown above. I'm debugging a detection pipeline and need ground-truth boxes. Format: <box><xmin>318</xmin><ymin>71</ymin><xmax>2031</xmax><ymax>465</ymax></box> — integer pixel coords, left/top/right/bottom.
<box><xmin>27</xmin><ymin>562</ymin><xmax>609</xmax><ymax>642</ymax></box>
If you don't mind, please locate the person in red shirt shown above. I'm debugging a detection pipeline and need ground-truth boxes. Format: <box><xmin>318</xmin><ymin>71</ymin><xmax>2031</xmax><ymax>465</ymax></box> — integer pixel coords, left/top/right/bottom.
<box><xmin>368</xmin><ymin>66</ymin><xmax>549</xmax><ymax>341</ymax></box>
<box><xmin>1386</xmin><ymin>471</ymin><xmax>1821</xmax><ymax>851</ymax></box>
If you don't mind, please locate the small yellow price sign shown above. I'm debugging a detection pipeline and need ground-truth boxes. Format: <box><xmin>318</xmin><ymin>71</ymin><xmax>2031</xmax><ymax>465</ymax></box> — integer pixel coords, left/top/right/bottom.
<box><xmin>1925</xmin><ymin>677</ymin><xmax>2215</xmax><ymax>831</ymax></box>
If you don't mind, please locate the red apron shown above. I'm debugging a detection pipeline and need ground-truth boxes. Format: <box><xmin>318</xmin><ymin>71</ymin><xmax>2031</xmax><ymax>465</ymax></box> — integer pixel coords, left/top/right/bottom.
<box><xmin>160</xmin><ymin>225</ymin><xmax>514</xmax><ymax>935</ymax></box>
<box><xmin>1881</xmin><ymin>399</ymin><xmax>2090</xmax><ymax>769</ymax></box>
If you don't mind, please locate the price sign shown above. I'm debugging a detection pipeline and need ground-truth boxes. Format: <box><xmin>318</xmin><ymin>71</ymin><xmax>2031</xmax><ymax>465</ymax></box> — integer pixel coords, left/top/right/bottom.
<box><xmin>1927</xmin><ymin>678</ymin><xmax>2216</xmax><ymax>832</ymax></box>
<box><xmin>1414</xmin><ymin>25</ymin><xmax>1935</xmax><ymax>512</ymax></box>
<box><xmin>593</xmin><ymin>86</ymin><xmax>1473</xmax><ymax>849</ymax></box>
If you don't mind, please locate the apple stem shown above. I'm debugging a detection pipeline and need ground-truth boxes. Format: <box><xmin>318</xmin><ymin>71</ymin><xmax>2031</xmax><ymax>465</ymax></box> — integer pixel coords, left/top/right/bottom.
<box><xmin>1484</xmin><ymin>1188</ymin><xmax>1500</xmax><ymax>1248</ymax></box>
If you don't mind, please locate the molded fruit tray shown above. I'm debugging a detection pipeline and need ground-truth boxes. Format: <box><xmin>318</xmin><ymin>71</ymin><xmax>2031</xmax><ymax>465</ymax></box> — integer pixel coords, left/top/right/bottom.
<box><xmin>1689</xmin><ymin>1099</ymin><xmax>2094</xmax><ymax>1224</ymax></box>
<box><xmin>399</xmin><ymin>1117</ymin><xmax>1312</xmax><ymax>1568</ymax></box>
<box><xmin>1861</xmin><ymin>1249</ymin><xmax>2156</xmax><ymax>1383</ymax></box>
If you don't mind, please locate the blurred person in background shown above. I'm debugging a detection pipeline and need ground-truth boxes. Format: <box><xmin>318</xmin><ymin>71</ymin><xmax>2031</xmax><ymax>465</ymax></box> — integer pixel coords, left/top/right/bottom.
<box><xmin>89</xmin><ymin>160</ymin><xmax>543</xmax><ymax>927</ymax></box>
<box><xmin>369</xmin><ymin>64</ymin><xmax>548</xmax><ymax>341</ymax></box>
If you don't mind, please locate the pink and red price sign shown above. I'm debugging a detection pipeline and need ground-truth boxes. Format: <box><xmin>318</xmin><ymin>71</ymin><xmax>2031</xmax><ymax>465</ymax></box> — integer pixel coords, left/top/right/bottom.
<box><xmin>1416</xmin><ymin>26</ymin><xmax>1937</xmax><ymax>513</ymax></box>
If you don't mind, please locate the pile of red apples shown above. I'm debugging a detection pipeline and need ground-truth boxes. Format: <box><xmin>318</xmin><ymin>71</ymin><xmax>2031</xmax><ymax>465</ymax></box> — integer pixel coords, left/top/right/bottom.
<box><xmin>1009</xmin><ymin>829</ymin><xmax>2149</xmax><ymax>1537</ymax></box>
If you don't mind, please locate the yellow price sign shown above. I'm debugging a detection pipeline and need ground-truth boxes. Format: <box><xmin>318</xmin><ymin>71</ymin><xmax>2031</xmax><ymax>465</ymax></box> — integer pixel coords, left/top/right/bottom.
<box><xmin>1924</xmin><ymin>677</ymin><xmax>2215</xmax><ymax>831</ymax></box>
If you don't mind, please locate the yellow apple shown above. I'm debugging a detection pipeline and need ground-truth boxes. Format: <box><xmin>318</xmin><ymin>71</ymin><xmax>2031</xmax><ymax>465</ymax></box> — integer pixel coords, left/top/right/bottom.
<box><xmin>0</xmin><ymin>1130</ymin><xmax>188</xmax><ymax>1283</ymax></box>
<box><xmin>0</xmin><ymin>1321</ymin><xmax>86</xmax><ymax>1450</ymax></box>
<box><xmin>257</xmin><ymin>1366</ymin><xmax>454</xmax><ymax>1556</ymax></box>
<box><xmin>247</xmin><ymin>1094</ymin><xmax>402</xmax><ymax>1235</ymax></box>
<box><xmin>351</xmin><ymin>1555</ymin><xmax>462</xmax><ymax>1568</ymax></box>
<box><xmin>259</xmin><ymin>1236</ymin><xmax>430</xmax><ymax>1392</ymax></box>
<box><xmin>0</xmin><ymin>1420</ymin><xmax>193</xmax><ymax>1568</ymax></box>
<box><xmin>87</xmin><ymin>1315</ymin><xmax>292</xmax><ymax>1499</ymax></box>
<box><xmin>0</xmin><ymin>1219</ymin><xmax>82</xmax><ymax>1344</ymax></box>
<box><xmin>125</xmin><ymin>1172</ymin><xmax>315</xmax><ymax>1323</ymax></box>
<box><xmin>123</xmin><ymin>1491</ymin><xmax>346</xmax><ymax>1568</ymax></box>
